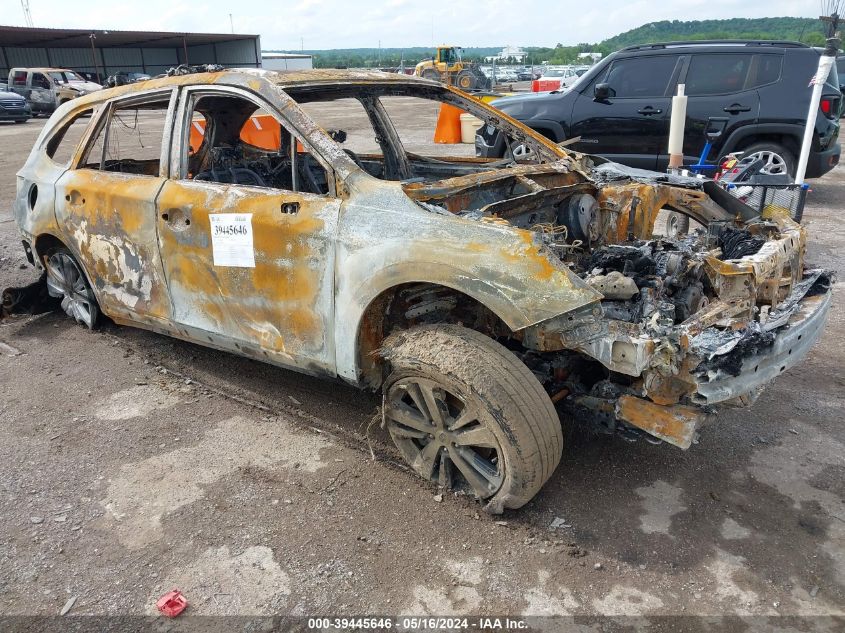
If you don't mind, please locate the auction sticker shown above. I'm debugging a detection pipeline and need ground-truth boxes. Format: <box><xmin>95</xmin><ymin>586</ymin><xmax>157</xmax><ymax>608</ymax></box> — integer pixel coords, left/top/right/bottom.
<box><xmin>209</xmin><ymin>213</ymin><xmax>256</xmax><ymax>268</ymax></box>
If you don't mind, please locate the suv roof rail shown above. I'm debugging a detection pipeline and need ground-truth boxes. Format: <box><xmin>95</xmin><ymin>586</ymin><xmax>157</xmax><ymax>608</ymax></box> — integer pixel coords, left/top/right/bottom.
<box><xmin>620</xmin><ymin>40</ymin><xmax>810</xmax><ymax>52</ymax></box>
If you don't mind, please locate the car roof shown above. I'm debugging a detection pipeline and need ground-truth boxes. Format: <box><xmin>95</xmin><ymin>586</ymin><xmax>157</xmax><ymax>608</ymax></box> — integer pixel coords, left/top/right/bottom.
<box><xmin>66</xmin><ymin>68</ymin><xmax>432</xmax><ymax>107</ymax></box>
<box><xmin>11</xmin><ymin>67</ymin><xmax>75</xmax><ymax>73</ymax></box>
<box><xmin>619</xmin><ymin>40</ymin><xmax>811</xmax><ymax>54</ymax></box>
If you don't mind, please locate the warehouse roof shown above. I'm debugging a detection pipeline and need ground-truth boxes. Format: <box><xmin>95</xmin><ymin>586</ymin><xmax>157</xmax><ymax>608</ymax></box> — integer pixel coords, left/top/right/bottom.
<box><xmin>0</xmin><ymin>25</ymin><xmax>258</xmax><ymax>48</ymax></box>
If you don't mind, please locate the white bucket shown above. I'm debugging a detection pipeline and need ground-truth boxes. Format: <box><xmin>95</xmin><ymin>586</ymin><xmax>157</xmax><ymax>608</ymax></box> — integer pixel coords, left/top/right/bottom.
<box><xmin>459</xmin><ymin>113</ymin><xmax>484</xmax><ymax>144</ymax></box>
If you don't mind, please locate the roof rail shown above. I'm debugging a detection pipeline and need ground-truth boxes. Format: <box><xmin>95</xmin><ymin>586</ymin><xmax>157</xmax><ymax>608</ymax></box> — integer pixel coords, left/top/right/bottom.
<box><xmin>619</xmin><ymin>40</ymin><xmax>810</xmax><ymax>52</ymax></box>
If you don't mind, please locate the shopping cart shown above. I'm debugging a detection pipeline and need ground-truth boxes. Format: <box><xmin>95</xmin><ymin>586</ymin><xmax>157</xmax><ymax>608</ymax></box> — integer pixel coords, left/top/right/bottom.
<box><xmin>722</xmin><ymin>180</ymin><xmax>810</xmax><ymax>222</ymax></box>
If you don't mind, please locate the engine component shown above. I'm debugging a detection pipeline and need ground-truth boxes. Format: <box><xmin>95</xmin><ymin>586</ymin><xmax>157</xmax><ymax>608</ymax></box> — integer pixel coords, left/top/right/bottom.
<box><xmin>588</xmin><ymin>271</ymin><xmax>639</xmax><ymax>300</ymax></box>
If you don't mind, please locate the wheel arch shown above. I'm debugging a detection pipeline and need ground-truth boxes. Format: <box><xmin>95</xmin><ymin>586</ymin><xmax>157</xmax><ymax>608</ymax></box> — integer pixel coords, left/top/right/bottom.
<box><xmin>350</xmin><ymin>279</ymin><xmax>521</xmax><ymax>389</ymax></box>
<box><xmin>720</xmin><ymin>124</ymin><xmax>803</xmax><ymax>158</ymax></box>
<box><xmin>33</xmin><ymin>232</ymin><xmax>68</xmax><ymax>261</ymax></box>
<box><xmin>33</xmin><ymin>232</ymin><xmax>104</xmax><ymax>308</ymax></box>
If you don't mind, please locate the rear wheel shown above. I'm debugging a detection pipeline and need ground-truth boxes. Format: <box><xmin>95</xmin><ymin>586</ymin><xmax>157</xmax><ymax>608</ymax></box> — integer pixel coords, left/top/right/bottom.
<box><xmin>741</xmin><ymin>141</ymin><xmax>796</xmax><ymax>177</ymax></box>
<box><xmin>381</xmin><ymin>324</ymin><xmax>563</xmax><ymax>513</ymax></box>
<box><xmin>421</xmin><ymin>69</ymin><xmax>440</xmax><ymax>81</ymax></box>
<box><xmin>44</xmin><ymin>247</ymin><xmax>99</xmax><ymax>329</ymax></box>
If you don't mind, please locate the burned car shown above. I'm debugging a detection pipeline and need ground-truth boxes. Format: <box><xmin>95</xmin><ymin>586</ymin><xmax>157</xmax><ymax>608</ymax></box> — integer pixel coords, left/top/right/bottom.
<box><xmin>5</xmin><ymin>69</ymin><xmax>832</xmax><ymax>512</ymax></box>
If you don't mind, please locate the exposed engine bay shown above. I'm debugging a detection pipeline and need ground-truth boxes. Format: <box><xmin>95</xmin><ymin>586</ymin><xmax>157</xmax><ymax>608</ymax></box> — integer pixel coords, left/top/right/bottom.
<box><xmin>401</xmin><ymin>163</ymin><xmax>833</xmax><ymax>448</ymax></box>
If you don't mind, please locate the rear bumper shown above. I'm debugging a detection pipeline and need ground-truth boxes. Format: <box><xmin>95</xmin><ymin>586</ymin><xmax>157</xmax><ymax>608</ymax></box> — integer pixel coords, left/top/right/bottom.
<box><xmin>693</xmin><ymin>286</ymin><xmax>832</xmax><ymax>405</ymax></box>
<box><xmin>805</xmin><ymin>143</ymin><xmax>840</xmax><ymax>178</ymax></box>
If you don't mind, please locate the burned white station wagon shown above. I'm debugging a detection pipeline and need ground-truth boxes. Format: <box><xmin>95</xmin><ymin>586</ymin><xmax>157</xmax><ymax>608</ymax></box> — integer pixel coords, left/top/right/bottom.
<box><xmin>4</xmin><ymin>68</ymin><xmax>832</xmax><ymax>512</ymax></box>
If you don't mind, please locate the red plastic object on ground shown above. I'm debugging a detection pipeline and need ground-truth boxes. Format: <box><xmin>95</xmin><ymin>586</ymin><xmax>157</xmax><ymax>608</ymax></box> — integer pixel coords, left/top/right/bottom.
<box><xmin>156</xmin><ymin>589</ymin><xmax>188</xmax><ymax>617</ymax></box>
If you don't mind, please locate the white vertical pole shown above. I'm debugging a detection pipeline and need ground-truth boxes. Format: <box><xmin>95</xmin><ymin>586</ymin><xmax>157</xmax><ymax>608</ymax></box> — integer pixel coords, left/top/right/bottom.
<box><xmin>668</xmin><ymin>83</ymin><xmax>687</xmax><ymax>170</ymax></box>
<box><xmin>795</xmin><ymin>53</ymin><xmax>836</xmax><ymax>185</ymax></box>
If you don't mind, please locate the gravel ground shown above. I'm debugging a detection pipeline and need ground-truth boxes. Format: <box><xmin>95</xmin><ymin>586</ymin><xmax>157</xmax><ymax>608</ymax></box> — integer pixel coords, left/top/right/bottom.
<box><xmin>0</xmin><ymin>101</ymin><xmax>843</xmax><ymax>626</ymax></box>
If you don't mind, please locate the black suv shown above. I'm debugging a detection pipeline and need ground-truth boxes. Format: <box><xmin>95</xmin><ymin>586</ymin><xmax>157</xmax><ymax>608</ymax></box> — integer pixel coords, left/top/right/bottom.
<box><xmin>479</xmin><ymin>41</ymin><xmax>841</xmax><ymax>178</ymax></box>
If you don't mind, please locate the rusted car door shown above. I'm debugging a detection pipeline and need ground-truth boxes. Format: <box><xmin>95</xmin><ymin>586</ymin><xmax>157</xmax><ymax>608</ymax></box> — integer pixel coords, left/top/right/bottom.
<box><xmin>155</xmin><ymin>86</ymin><xmax>341</xmax><ymax>376</ymax></box>
<box><xmin>54</xmin><ymin>90</ymin><xmax>178</xmax><ymax>324</ymax></box>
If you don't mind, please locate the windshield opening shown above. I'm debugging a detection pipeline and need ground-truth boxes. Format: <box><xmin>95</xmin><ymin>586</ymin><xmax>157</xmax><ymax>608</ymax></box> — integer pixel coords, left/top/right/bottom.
<box><xmin>288</xmin><ymin>83</ymin><xmax>562</xmax><ymax>186</ymax></box>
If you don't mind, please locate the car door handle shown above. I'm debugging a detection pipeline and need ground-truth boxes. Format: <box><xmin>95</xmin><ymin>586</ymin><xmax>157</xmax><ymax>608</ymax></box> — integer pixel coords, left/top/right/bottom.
<box><xmin>637</xmin><ymin>106</ymin><xmax>662</xmax><ymax>115</ymax></box>
<box><xmin>723</xmin><ymin>103</ymin><xmax>751</xmax><ymax>114</ymax></box>
<box><xmin>281</xmin><ymin>201</ymin><xmax>299</xmax><ymax>215</ymax></box>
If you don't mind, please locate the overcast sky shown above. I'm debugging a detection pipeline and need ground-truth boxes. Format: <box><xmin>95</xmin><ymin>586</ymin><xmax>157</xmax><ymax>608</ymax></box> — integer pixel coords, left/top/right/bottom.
<box><xmin>14</xmin><ymin>0</ymin><xmax>825</xmax><ymax>49</ymax></box>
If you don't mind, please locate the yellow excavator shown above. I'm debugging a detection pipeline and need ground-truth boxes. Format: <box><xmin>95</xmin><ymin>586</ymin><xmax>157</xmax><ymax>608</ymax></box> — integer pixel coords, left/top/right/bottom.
<box><xmin>414</xmin><ymin>46</ymin><xmax>491</xmax><ymax>91</ymax></box>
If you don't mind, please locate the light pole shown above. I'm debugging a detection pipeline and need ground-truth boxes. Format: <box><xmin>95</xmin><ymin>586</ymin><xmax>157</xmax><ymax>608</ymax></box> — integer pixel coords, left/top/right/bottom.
<box><xmin>88</xmin><ymin>33</ymin><xmax>101</xmax><ymax>84</ymax></box>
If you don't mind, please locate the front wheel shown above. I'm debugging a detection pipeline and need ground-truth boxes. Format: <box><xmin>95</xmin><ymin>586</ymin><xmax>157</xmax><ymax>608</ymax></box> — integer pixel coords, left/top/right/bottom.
<box><xmin>44</xmin><ymin>247</ymin><xmax>99</xmax><ymax>329</ymax></box>
<box><xmin>455</xmin><ymin>70</ymin><xmax>477</xmax><ymax>91</ymax></box>
<box><xmin>381</xmin><ymin>324</ymin><xmax>563</xmax><ymax>513</ymax></box>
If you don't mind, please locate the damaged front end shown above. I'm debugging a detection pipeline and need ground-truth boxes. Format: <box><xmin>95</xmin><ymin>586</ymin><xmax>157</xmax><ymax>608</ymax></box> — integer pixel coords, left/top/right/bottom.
<box><xmin>406</xmin><ymin>163</ymin><xmax>834</xmax><ymax>449</ymax></box>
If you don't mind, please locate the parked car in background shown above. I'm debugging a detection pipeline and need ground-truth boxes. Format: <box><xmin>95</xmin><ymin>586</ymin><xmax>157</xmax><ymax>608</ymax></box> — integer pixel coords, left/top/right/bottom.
<box><xmin>481</xmin><ymin>41</ymin><xmax>841</xmax><ymax>178</ymax></box>
<box><xmin>76</xmin><ymin>71</ymin><xmax>102</xmax><ymax>84</ymax></box>
<box><xmin>492</xmin><ymin>67</ymin><xmax>519</xmax><ymax>83</ymax></box>
<box><xmin>7</xmin><ymin>68</ymin><xmax>101</xmax><ymax>115</ymax></box>
<box><xmin>105</xmin><ymin>71</ymin><xmax>152</xmax><ymax>87</ymax></box>
<box><xmin>0</xmin><ymin>88</ymin><xmax>31</xmax><ymax>123</ymax></box>
<box><xmin>533</xmin><ymin>66</ymin><xmax>580</xmax><ymax>92</ymax></box>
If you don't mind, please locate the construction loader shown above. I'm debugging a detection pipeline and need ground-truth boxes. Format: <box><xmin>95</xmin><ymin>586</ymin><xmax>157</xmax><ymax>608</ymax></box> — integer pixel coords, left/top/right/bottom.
<box><xmin>414</xmin><ymin>46</ymin><xmax>491</xmax><ymax>91</ymax></box>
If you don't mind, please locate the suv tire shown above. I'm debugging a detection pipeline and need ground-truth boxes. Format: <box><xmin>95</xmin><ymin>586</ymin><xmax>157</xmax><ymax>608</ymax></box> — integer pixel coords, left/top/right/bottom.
<box><xmin>44</xmin><ymin>246</ymin><xmax>99</xmax><ymax>329</ymax></box>
<box><xmin>381</xmin><ymin>324</ymin><xmax>563</xmax><ymax>513</ymax></box>
<box><xmin>741</xmin><ymin>141</ymin><xmax>796</xmax><ymax>177</ymax></box>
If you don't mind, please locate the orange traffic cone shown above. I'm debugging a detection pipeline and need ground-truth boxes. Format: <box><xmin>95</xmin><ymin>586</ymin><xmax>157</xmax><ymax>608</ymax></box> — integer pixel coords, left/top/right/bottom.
<box><xmin>434</xmin><ymin>103</ymin><xmax>464</xmax><ymax>144</ymax></box>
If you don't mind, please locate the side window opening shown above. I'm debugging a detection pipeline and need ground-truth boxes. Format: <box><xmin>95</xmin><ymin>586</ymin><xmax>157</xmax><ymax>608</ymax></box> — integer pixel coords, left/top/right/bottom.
<box><xmin>599</xmin><ymin>56</ymin><xmax>677</xmax><ymax>98</ymax></box>
<box><xmin>752</xmin><ymin>54</ymin><xmax>783</xmax><ymax>88</ymax></box>
<box><xmin>300</xmin><ymin>97</ymin><xmax>390</xmax><ymax>179</ymax></box>
<box><xmin>80</xmin><ymin>97</ymin><xmax>170</xmax><ymax>176</ymax></box>
<box><xmin>45</xmin><ymin>109</ymin><xmax>96</xmax><ymax>166</ymax></box>
<box><xmin>32</xmin><ymin>73</ymin><xmax>51</xmax><ymax>90</ymax></box>
<box><xmin>684</xmin><ymin>54</ymin><xmax>752</xmax><ymax>96</ymax></box>
<box><xmin>183</xmin><ymin>93</ymin><xmax>331</xmax><ymax>196</ymax></box>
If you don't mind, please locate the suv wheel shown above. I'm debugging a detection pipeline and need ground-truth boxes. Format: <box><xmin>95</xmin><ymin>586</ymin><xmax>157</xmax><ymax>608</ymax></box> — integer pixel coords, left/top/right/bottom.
<box><xmin>381</xmin><ymin>324</ymin><xmax>563</xmax><ymax>513</ymax></box>
<box><xmin>741</xmin><ymin>142</ymin><xmax>796</xmax><ymax>177</ymax></box>
<box><xmin>44</xmin><ymin>247</ymin><xmax>99</xmax><ymax>329</ymax></box>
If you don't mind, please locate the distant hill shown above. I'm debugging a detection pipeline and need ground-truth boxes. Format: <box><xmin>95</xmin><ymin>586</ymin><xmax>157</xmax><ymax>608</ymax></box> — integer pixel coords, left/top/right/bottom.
<box><xmin>267</xmin><ymin>17</ymin><xmax>830</xmax><ymax>68</ymax></box>
<box><xmin>264</xmin><ymin>47</ymin><xmax>502</xmax><ymax>69</ymax></box>
<box><xmin>600</xmin><ymin>17</ymin><xmax>826</xmax><ymax>50</ymax></box>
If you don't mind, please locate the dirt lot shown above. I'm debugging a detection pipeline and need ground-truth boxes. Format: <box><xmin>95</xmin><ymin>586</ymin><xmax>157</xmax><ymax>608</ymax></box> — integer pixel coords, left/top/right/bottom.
<box><xmin>0</xmin><ymin>100</ymin><xmax>843</xmax><ymax>626</ymax></box>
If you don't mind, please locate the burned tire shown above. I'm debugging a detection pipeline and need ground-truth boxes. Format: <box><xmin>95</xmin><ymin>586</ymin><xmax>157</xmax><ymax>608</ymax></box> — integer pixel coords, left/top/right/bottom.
<box><xmin>665</xmin><ymin>212</ymin><xmax>690</xmax><ymax>238</ymax></box>
<box><xmin>381</xmin><ymin>324</ymin><xmax>562</xmax><ymax>513</ymax></box>
<box><xmin>44</xmin><ymin>246</ymin><xmax>99</xmax><ymax>329</ymax></box>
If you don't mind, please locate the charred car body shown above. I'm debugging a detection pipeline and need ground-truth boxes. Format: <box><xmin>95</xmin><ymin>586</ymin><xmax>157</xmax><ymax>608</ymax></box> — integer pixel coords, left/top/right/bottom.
<box><xmin>5</xmin><ymin>69</ymin><xmax>832</xmax><ymax>512</ymax></box>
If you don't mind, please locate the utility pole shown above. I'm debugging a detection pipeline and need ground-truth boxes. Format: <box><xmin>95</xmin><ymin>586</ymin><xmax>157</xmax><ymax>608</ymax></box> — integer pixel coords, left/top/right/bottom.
<box><xmin>20</xmin><ymin>0</ymin><xmax>34</xmax><ymax>27</ymax></box>
<box><xmin>89</xmin><ymin>33</ymin><xmax>101</xmax><ymax>84</ymax></box>
<box><xmin>229</xmin><ymin>14</ymin><xmax>234</xmax><ymax>34</ymax></box>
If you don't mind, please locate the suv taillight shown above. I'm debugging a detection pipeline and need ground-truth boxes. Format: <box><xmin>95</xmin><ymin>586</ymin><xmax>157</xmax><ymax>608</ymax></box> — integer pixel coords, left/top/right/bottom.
<box><xmin>820</xmin><ymin>96</ymin><xmax>839</xmax><ymax>119</ymax></box>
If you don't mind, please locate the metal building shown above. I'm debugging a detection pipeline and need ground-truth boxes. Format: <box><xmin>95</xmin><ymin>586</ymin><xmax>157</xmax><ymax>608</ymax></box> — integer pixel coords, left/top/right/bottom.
<box><xmin>0</xmin><ymin>25</ymin><xmax>261</xmax><ymax>83</ymax></box>
<box><xmin>261</xmin><ymin>52</ymin><xmax>313</xmax><ymax>71</ymax></box>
